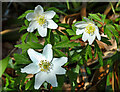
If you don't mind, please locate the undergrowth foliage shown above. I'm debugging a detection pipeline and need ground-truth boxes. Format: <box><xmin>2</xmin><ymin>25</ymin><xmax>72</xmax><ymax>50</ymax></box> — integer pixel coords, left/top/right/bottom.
<box><xmin>1</xmin><ymin>4</ymin><xmax>120</xmax><ymax>91</ymax></box>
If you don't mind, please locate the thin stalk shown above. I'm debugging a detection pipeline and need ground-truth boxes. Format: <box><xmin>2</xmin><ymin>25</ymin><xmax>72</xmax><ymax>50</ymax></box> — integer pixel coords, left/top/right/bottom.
<box><xmin>110</xmin><ymin>2</ymin><xmax>116</xmax><ymax>14</ymax></box>
<box><xmin>66</xmin><ymin>0</ymin><xmax>70</xmax><ymax>10</ymax></box>
<box><xmin>116</xmin><ymin>0</ymin><xmax>120</xmax><ymax>8</ymax></box>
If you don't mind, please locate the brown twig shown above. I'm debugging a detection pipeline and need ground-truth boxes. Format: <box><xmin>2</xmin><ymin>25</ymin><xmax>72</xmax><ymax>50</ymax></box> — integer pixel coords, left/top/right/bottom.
<box><xmin>104</xmin><ymin>2</ymin><xmax>116</xmax><ymax>15</ymax></box>
<box><xmin>80</xmin><ymin>2</ymin><xmax>87</xmax><ymax>18</ymax></box>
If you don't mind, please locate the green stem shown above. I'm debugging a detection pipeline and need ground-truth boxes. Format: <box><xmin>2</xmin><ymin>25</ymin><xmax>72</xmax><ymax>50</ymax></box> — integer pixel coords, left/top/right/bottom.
<box><xmin>66</xmin><ymin>0</ymin><xmax>70</xmax><ymax>10</ymax></box>
<box><xmin>110</xmin><ymin>2</ymin><xmax>116</xmax><ymax>14</ymax></box>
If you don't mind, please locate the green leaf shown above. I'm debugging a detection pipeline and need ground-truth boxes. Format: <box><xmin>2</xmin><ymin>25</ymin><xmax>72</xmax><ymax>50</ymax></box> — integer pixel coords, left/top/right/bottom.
<box><xmin>67</xmin><ymin>70</ymin><xmax>78</xmax><ymax>82</ymax></box>
<box><xmin>24</xmin><ymin>19</ymin><xmax>29</xmax><ymax>27</ymax></box>
<box><xmin>98</xmin><ymin>50</ymin><xmax>103</xmax><ymax>66</ymax></box>
<box><xmin>50</xmin><ymin>31</ymin><xmax>55</xmax><ymax>45</ymax></box>
<box><xmin>104</xmin><ymin>24</ymin><xmax>119</xmax><ymax>44</ymax></box>
<box><xmin>58</xmin><ymin>23</ymin><xmax>71</xmax><ymax>29</ymax></box>
<box><xmin>57</xmin><ymin>75</ymin><xmax>65</xmax><ymax>87</ymax></box>
<box><xmin>71</xmin><ymin>52</ymin><xmax>81</xmax><ymax>62</ymax></box>
<box><xmin>5</xmin><ymin>77</ymin><xmax>9</xmax><ymax>87</ymax></box>
<box><xmin>72</xmin><ymin>22</ymin><xmax>77</xmax><ymax>32</ymax></box>
<box><xmin>8</xmin><ymin>59</ymin><xmax>14</xmax><ymax>69</ymax></box>
<box><xmin>70</xmin><ymin>35</ymin><xmax>82</xmax><ymax>40</ymax></box>
<box><xmin>101</xmin><ymin>37</ymin><xmax>112</xmax><ymax>45</ymax></box>
<box><xmin>2</xmin><ymin>88</ymin><xmax>17</xmax><ymax>91</ymax></box>
<box><xmin>85</xmin><ymin>45</ymin><xmax>92</xmax><ymax>61</ymax></box>
<box><xmin>97</xmin><ymin>13</ymin><xmax>106</xmax><ymax>23</ymax></box>
<box><xmin>107</xmin><ymin>24</ymin><xmax>119</xmax><ymax>44</ymax></box>
<box><xmin>114</xmin><ymin>24</ymin><xmax>120</xmax><ymax>31</ymax></box>
<box><xmin>66</xmin><ymin>29</ymin><xmax>76</xmax><ymax>36</ymax></box>
<box><xmin>115</xmin><ymin>17</ymin><xmax>120</xmax><ymax>22</ymax></box>
<box><xmin>54</xmin><ymin>41</ymin><xmax>80</xmax><ymax>48</ymax></box>
<box><xmin>15</xmin><ymin>73</ymin><xmax>27</xmax><ymax>90</ymax></box>
<box><xmin>54</xmin><ymin>34</ymin><xmax>60</xmax><ymax>43</ymax></box>
<box><xmin>26</xmin><ymin>42</ymin><xmax>43</xmax><ymax>49</ymax></box>
<box><xmin>18</xmin><ymin>10</ymin><xmax>34</xmax><ymax>19</ymax></box>
<box><xmin>19</xmin><ymin>25</ymin><xmax>27</xmax><ymax>32</ymax></box>
<box><xmin>25</xmin><ymin>78</ymin><xmax>34</xmax><ymax>90</ymax></box>
<box><xmin>94</xmin><ymin>39</ymin><xmax>101</xmax><ymax>51</ymax></box>
<box><xmin>111</xmin><ymin>51</ymin><xmax>120</xmax><ymax>63</ymax></box>
<box><xmin>53</xmin><ymin>14</ymin><xmax>59</xmax><ymax>23</ymax></box>
<box><xmin>89</xmin><ymin>13</ymin><xmax>102</xmax><ymax>22</ymax></box>
<box><xmin>60</xmin><ymin>35</ymin><xmax>69</xmax><ymax>41</ymax></box>
<box><xmin>88</xmin><ymin>45</ymin><xmax>93</xmax><ymax>59</ymax></box>
<box><xmin>0</xmin><ymin>56</ymin><xmax>11</xmax><ymax>77</ymax></box>
<box><xmin>14</xmin><ymin>53</ymin><xmax>31</xmax><ymax>64</ymax></box>
<box><xmin>104</xmin><ymin>25</ymin><xmax>113</xmax><ymax>40</ymax></box>
<box><xmin>35</xmin><ymin>31</ymin><xmax>39</xmax><ymax>36</ymax></box>
<box><xmin>21</xmin><ymin>32</ymin><xmax>28</xmax><ymax>43</ymax></box>
<box><xmin>4</xmin><ymin>73</ymin><xmax>15</xmax><ymax>88</ymax></box>
<box><xmin>73</xmin><ymin>64</ymin><xmax>80</xmax><ymax>74</ymax></box>
<box><xmin>15</xmin><ymin>42</ymin><xmax>43</xmax><ymax>52</ymax></box>
<box><xmin>96</xmin><ymin>22</ymin><xmax>102</xmax><ymax>27</ymax></box>
<box><xmin>106</xmin><ymin>72</ymin><xmax>112</xmax><ymax>91</ymax></box>
<box><xmin>53</xmin><ymin>48</ymin><xmax>66</xmax><ymax>57</ymax></box>
<box><xmin>94</xmin><ymin>40</ymin><xmax>103</xmax><ymax>66</ymax></box>
<box><xmin>79</xmin><ymin>58</ymin><xmax>84</xmax><ymax>65</ymax></box>
<box><xmin>30</xmin><ymin>33</ymin><xmax>39</xmax><ymax>42</ymax></box>
<box><xmin>86</xmin><ymin>67</ymin><xmax>91</xmax><ymax>75</ymax></box>
<box><xmin>27</xmin><ymin>33</ymin><xmax>39</xmax><ymax>42</ymax></box>
<box><xmin>15</xmin><ymin>43</ymin><xmax>30</xmax><ymax>52</ymax></box>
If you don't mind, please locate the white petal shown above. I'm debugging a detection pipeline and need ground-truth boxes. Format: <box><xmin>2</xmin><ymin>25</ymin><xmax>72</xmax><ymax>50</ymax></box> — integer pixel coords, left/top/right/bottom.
<box><xmin>52</xmin><ymin>66</ymin><xmax>66</xmax><ymax>74</ymax></box>
<box><xmin>34</xmin><ymin>5</ymin><xmax>44</xmax><ymax>15</ymax></box>
<box><xmin>21</xmin><ymin>63</ymin><xmax>40</xmax><ymax>74</ymax></box>
<box><xmin>42</xmin><ymin>44</ymin><xmax>53</xmax><ymax>61</ymax></box>
<box><xmin>82</xmin><ymin>32</ymin><xmax>89</xmax><ymax>42</ymax></box>
<box><xmin>47</xmin><ymin>20</ymin><xmax>58</xmax><ymax>29</ymax></box>
<box><xmin>76</xmin><ymin>29</ymin><xmax>84</xmax><ymax>35</ymax></box>
<box><xmin>26</xmin><ymin>13</ymin><xmax>35</xmax><ymax>21</ymax></box>
<box><xmin>38</xmin><ymin>26</ymin><xmax>47</xmax><ymax>37</ymax></box>
<box><xmin>35</xmin><ymin>72</ymin><xmax>58</xmax><ymax>88</ymax></box>
<box><xmin>95</xmin><ymin>26</ymin><xmax>101</xmax><ymax>40</ymax></box>
<box><xmin>46</xmin><ymin>73</ymin><xmax>58</xmax><ymax>87</ymax></box>
<box><xmin>88</xmin><ymin>34</ymin><xmax>95</xmax><ymax>45</ymax></box>
<box><xmin>27</xmin><ymin>49</ymin><xmax>45</xmax><ymax>64</ymax></box>
<box><xmin>34</xmin><ymin>72</ymin><xmax>46</xmax><ymax>89</ymax></box>
<box><xmin>27</xmin><ymin>21</ymin><xmax>39</xmax><ymax>32</ymax></box>
<box><xmin>44</xmin><ymin>10</ymin><xmax>56</xmax><ymax>19</ymax></box>
<box><xmin>52</xmin><ymin>57</ymin><xmax>68</xmax><ymax>67</ymax></box>
<box><xmin>75</xmin><ymin>21</ymin><xmax>87</xmax><ymax>28</ymax></box>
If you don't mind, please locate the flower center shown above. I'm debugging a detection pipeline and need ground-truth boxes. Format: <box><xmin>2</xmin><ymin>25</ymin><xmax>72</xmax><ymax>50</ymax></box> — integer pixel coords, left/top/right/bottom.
<box><xmin>36</xmin><ymin>15</ymin><xmax>46</xmax><ymax>26</ymax></box>
<box><xmin>85</xmin><ymin>23</ymin><xmax>95</xmax><ymax>35</ymax></box>
<box><xmin>39</xmin><ymin>60</ymin><xmax>52</xmax><ymax>72</ymax></box>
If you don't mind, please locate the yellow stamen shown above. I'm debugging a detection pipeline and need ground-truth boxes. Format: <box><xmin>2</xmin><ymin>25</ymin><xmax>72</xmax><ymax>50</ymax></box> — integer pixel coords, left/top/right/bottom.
<box><xmin>39</xmin><ymin>60</ymin><xmax>51</xmax><ymax>72</ymax></box>
<box><xmin>36</xmin><ymin>15</ymin><xmax>46</xmax><ymax>26</ymax></box>
<box><xmin>85</xmin><ymin>23</ymin><xmax>95</xmax><ymax>35</ymax></box>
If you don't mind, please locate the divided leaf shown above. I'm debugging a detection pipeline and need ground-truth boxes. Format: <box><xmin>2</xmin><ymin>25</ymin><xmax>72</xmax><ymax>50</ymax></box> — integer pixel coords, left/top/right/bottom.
<box><xmin>54</xmin><ymin>41</ymin><xmax>80</xmax><ymax>48</ymax></box>
<box><xmin>0</xmin><ymin>56</ymin><xmax>11</xmax><ymax>77</ymax></box>
<box><xmin>14</xmin><ymin>53</ymin><xmax>31</xmax><ymax>64</ymax></box>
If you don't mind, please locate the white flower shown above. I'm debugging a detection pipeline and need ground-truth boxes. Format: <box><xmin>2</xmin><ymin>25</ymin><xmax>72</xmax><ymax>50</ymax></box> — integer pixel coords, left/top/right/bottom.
<box><xmin>21</xmin><ymin>44</ymin><xmax>67</xmax><ymax>89</ymax></box>
<box><xmin>26</xmin><ymin>5</ymin><xmax>58</xmax><ymax>37</ymax></box>
<box><xmin>75</xmin><ymin>17</ymin><xmax>101</xmax><ymax>45</ymax></box>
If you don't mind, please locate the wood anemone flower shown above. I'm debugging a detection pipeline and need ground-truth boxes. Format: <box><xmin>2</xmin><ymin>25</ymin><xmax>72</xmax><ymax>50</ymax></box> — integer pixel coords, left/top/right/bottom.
<box><xmin>75</xmin><ymin>17</ymin><xmax>101</xmax><ymax>45</ymax></box>
<box><xmin>21</xmin><ymin>44</ymin><xmax>68</xmax><ymax>89</ymax></box>
<box><xmin>26</xmin><ymin>5</ymin><xmax>58</xmax><ymax>37</ymax></box>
